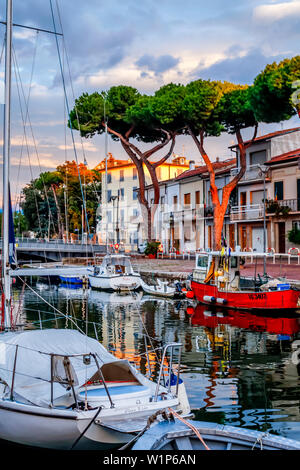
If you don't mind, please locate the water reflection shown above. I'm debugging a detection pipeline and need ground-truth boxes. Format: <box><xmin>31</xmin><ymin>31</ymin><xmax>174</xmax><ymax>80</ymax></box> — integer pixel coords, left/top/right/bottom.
<box><xmin>12</xmin><ymin>284</ymin><xmax>300</xmax><ymax>441</ymax></box>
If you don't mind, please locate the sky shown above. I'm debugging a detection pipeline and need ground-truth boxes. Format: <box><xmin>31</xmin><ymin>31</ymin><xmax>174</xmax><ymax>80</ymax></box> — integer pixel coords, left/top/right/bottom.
<box><xmin>0</xmin><ymin>0</ymin><xmax>300</xmax><ymax>205</ymax></box>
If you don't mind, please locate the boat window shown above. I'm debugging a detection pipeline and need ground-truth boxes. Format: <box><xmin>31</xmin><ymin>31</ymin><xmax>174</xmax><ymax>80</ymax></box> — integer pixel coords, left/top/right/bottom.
<box><xmin>197</xmin><ymin>256</ymin><xmax>208</xmax><ymax>268</ymax></box>
<box><xmin>230</xmin><ymin>257</ymin><xmax>238</xmax><ymax>268</ymax></box>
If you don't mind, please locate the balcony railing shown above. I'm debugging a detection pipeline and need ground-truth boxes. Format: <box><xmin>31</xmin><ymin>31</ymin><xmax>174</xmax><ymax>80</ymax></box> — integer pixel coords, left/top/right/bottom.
<box><xmin>266</xmin><ymin>198</ymin><xmax>300</xmax><ymax>214</ymax></box>
<box><xmin>230</xmin><ymin>204</ymin><xmax>264</xmax><ymax>221</ymax></box>
<box><xmin>230</xmin><ymin>164</ymin><xmax>263</xmax><ymax>182</ymax></box>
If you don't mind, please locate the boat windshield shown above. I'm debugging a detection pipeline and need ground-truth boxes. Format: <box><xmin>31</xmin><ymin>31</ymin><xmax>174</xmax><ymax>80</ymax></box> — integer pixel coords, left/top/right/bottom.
<box><xmin>102</xmin><ymin>256</ymin><xmax>131</xmax><ymax>269</ymax></box>
<box><xmin>197</xmin><ymin>255</ymin><xmax>208</xmax><ymax>269</ymax></box>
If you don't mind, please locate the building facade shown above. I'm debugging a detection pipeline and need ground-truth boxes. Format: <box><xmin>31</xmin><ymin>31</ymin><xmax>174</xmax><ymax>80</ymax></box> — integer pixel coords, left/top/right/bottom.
<box><xmin>230</xmin><ymin>127</ymin><xmax>300</xmax><ymax>253</ymax></box>
<box><xmin>145</xmin><ymin>159</ymin><xmax>236</xmax><ymax>253</ymax></box>
<box><xmin>95</xmin><ymin>153</ymin><xmax>189</xmax><ymax>250</ymax></box>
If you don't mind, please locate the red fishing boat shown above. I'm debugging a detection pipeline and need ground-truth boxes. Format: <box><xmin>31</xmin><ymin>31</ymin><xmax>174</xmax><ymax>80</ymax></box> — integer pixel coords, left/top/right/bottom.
<box><xmin>190</xmin><ymin>250</ymin><xmax>300</xmax><ymax>313</ymax></box>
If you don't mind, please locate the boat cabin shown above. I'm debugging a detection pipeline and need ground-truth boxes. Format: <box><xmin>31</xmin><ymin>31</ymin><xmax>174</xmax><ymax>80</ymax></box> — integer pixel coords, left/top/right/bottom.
<box><xmin>94</xmin><ymin>255</ymin><xmax>134</xmax><ymax>276</ymax></box>
<box><xmin>193</xmin><ymin>250</ymin><xmax>273</xmax><ymax>292</ymax></box>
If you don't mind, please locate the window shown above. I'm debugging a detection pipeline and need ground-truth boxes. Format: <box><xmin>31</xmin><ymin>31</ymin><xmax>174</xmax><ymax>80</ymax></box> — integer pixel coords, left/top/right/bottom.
<box><xmin>133</xmin><ymin>208</ymin><xmax>139</xmax><ymax>218</ymax></box>
<box><xmin>197</xmin><ymin>256</ymin><xmax>208</xmax><ymax>268</ymax></box>
<box><xmin>107</xmin><ymin>172</ymin><xmax>112</xmax><ymax>184</ymax></box>
<box><xmin>120</xmin><ymin>209</ymin><xmax>124</xmax><ymax>223</ymax></box>
<box><xmin>119</xmin><ymin>188</ymin><xmax>124</xmax><ymax>201</ymax></box>
<box><xmin>274</xmin><ymin>181</ymin><xmax>283</xmax><ymax>201</ymax></box>
<box><xmin>107</xmin><ymin>211</ymin><xmax>112</xmax><ymax>223</ymax></box>
<box><xmin>250</xmin><ymin>150</ymin><xmax>266</xmax><ymax>166</ymax></box>
<box><xmin>133</xmin><ymin>186</ymin><xmax>138</xmax><ymax>200</ymax></box>
<box><xmin>292</xmin><ymin>221</ymin><xmax>300</xmax><ymax>230</ymax></box>
<box><xmin>107</xmin><ymin>190</ymin><xmax>112</xmax><ymax>203</ymax></box>
<box><xmin>173</xmin><ymin>195</ymin><xmax>178</xmax><ymax>209</ymax></box>
<box><xmin>119</xmin><ymin>170</ymin><xmax>124</xmax><ymax>182</ymax></box>
<box><xmin>184</xmin><ymin>193</ymin><xmax>191</xmax><ymax>206</ymax></box>
<box><xmin>195</xmin><ymin>191</ymin><xmax>200</xmax><ymax>205</ymax></box>
<box><xmin>133</xmin><ymin>168</ymin><xmax>137</xmax><ymax>180</ymax></box>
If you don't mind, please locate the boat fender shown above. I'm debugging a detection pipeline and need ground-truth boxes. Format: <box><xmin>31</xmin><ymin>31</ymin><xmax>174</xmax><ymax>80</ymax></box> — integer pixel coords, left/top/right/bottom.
<box><xmin>203</xmin><ymin>295</ymin><xmax>216</xmax><ymax>303</ymax></box>
<box><xmin>216</xmin><ymin>298</ymin><xmax>227</xmax><ymax>305</ymax></box>
<box><xmin>186</xmin><ymin>290</ymin><xmax>194</xmax><ymax>299</ymax></box>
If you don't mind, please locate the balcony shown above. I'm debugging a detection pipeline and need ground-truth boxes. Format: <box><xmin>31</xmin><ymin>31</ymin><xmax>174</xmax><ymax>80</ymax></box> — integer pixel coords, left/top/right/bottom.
<box><xmin>230</xmin><ymin>164</ymin><xmax>264</xmax><ymax>183</ymax></box>
<box><xmin>266</xmin><ymin>199</ymin><xmax>300</xmax><ymax>216</ymax></box>
<box><xmin>230</xmin><ymin>204</ymin><xmax>264</xmax><ymax>222</ymax></box>
<box><xmin>162</xmin><ymin>209</ymin><xmax>196</xmax><ymax>224</ymax></box>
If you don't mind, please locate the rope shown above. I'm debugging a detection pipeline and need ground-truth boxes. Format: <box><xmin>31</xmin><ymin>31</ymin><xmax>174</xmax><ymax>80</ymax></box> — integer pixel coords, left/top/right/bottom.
<box><xmin>118</xmin><ymin>409</ymin><xmax>169</xmax><ymax>451</ymax></box>
<box><xmin>167</xmin><ymin>408</ymin><xmax>210</xmax><ymax>450</ymax></box>
<box><xmin>251</xmin><ymin>432</ymin><xmax>268</xmax><ymax>450</ymax></box>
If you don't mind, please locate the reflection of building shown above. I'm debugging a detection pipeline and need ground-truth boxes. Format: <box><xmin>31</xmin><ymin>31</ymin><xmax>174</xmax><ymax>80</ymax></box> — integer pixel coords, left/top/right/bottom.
<box><xmin>230</xmin><ymin>127</ymin><xmax>300</xmax><ymax>252</ymax></box>
<box><xmin>95</xmin><ymin>153</ymin><xmax>189</xmax><ymax>250</ymax></box>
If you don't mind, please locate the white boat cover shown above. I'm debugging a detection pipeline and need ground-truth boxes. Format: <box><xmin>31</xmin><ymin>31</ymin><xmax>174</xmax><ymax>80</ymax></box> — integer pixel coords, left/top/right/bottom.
<box><xmin>0</xmin><ymin>329</ymin><xmax>119</xmax><ymax>406</ymax></box>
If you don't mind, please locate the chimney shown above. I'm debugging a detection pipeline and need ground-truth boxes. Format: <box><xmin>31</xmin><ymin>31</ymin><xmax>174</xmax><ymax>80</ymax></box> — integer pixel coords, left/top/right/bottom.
<box><xmin>189</xmin><ymin>160</ymin><xmax>195</xmax><ymax>170</ymax></box>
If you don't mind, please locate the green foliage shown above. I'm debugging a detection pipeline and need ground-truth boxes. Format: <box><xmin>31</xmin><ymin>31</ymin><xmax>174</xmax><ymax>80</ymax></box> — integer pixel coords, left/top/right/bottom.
<box><xmin>266</xmin><ymin>199</ymin><xmax>291</xmax><ymax>217</ymax></box>
<box><xmin>217</xmin><ymin>86</ymin><xmax>257</xmax><ymax>134</ymax></box>
<box><xmin>13</xmin><ymin>212</ymin><xmax>29</xmax><ymax>236</ymax></box>
<box><xmin>21</xmin><ymin>161</ymin><xmax>101</xmax><ymax>237</ymax></box>
<box><xmin>288</xmin><ymin>226</ymin><xmax>300</xmax><ymax>245</ymax></box>
<box><xmin>144</xmin><ymin>241</ymin><xmax>160</xmax><ymax>255</ymax></box>
<box><xmin>250</xmin><ymin>56</ymin><xmax>300</xmax><ymax>123</ymax></box>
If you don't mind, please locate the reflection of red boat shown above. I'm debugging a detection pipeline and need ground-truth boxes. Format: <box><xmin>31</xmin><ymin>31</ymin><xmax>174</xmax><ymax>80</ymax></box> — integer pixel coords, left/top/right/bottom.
<box><xmin>191</xmin><ymin>251</ymin><xmax>300</xmax><ymax>312</ymax></box>
<box><xmin>190</xmin><ymin>304</ymin><xmax>300</xmax><ymax>336</ymax></box>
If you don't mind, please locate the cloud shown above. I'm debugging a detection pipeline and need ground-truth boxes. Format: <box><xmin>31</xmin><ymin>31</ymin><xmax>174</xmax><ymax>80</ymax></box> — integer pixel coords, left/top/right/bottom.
<box><xmin>191</xmin><ymin>47</ymin><xmax>287</xmax><ymax>84</ymax></box>
<box><xmin>253</xmin><ymin>1</ymin><xmax>300</xmax><ymax>22</ymax></box>
<box><xmin>135</xmin><ymin>54</ymin><xmax>180</xmax><ymax>76</ymax></box>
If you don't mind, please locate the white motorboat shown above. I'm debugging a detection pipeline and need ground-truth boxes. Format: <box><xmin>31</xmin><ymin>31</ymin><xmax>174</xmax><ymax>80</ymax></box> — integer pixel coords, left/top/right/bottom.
<box><xmin>0</xmin><ymin>329</ymin><xmax>190</xmax><ymax>449</ymax></box>
<box><xmin>88</xmin><ymin>255</ymin><xmax>141</xmax><ymax>291</ymax></box>
<box><xmin>140</xmin><ymin>278</ymin><xmax>176</xmax><ymax>298</ymax></box>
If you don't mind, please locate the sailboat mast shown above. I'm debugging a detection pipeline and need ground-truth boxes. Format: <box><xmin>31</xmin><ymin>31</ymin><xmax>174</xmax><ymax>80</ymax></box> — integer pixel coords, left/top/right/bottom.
<box><xmin>2</xmin><ymin>0</ymin><xmax>13</xmax><ymax>329</ymax></box>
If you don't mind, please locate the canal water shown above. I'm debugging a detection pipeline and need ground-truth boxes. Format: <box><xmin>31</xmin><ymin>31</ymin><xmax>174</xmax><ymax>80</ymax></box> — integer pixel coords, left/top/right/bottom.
<box><xmin>8</xmin><ymin>282</ymin><xmax>300</xmax><ymax>444</ymax></box>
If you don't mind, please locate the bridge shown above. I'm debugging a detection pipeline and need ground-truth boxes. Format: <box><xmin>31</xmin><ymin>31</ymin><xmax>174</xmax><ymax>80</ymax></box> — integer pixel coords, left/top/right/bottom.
<box><xmin>14</xmin><ymin>238</ymin><xmax>106</xmax><ymax>262</ymax></box>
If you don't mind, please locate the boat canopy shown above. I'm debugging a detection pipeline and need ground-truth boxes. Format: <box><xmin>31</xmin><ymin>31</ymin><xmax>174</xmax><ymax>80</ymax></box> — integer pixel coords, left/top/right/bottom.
<box><xmin>0</xmin><ymin>329</ymin><xmax>130</xmax><ymax>406</ymax></box>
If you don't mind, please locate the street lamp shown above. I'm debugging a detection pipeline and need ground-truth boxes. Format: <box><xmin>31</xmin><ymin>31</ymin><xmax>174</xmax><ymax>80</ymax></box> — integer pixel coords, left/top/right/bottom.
<box><xmin>169</xmin><ymin>212</ymin><xmax>174</xmax><ymax>253</ymax></box>
<box><xmin>258</xmin><ymin>164</ymin><xmax>269</xmax><ymax>277</ymax></box>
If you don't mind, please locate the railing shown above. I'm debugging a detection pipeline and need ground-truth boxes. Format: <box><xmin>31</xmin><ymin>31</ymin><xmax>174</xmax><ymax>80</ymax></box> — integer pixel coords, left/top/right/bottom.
<box><xmin>266</xmin><ymin>198</ymin><xmax>300</xmax><ymax>214</ymax></box>
<box><xmin>230</xmin><ymin>204</ymin><xmax>264</xmax><ymax>221</ymax></box>
<box><xmin>230</xmin><ymin>164</ymin><xmax>263</xmax><ymax>182</ymax></box>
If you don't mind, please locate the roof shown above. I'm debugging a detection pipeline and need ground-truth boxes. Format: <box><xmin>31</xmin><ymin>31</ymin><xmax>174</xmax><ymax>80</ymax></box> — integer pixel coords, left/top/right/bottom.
<box><xmin>229</xmin><ymin>127</ymin><xmax>300</xmax><ymax>149</ymax></box>
<box><xmin>175</xmin><ymin>158</ymin><xmax>236</xmax><ymax>181</ymax></box>
<box><xmin>95</xmin><ymin>153</ymin><xmax>189</xmax><ymax>172</ymax></box>
<box><xmin>265</xmin><ymin>148</ymin><xmax>300</xmax><ymax>165</ymax></box>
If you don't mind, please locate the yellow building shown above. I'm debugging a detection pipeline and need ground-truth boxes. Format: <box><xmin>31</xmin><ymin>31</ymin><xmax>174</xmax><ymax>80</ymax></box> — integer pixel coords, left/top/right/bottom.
<box><xmin>95</xmin><ymin>153</ymin><xmax>189</xmax><ymax>250</ymax></box>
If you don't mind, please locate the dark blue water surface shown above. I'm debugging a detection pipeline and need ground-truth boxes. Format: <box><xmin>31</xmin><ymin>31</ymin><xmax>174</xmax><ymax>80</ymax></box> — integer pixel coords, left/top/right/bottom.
<box><xmin>12</xmin><ymin>282</ymin><xmax>300</xmax><ymax>443</ymax></box>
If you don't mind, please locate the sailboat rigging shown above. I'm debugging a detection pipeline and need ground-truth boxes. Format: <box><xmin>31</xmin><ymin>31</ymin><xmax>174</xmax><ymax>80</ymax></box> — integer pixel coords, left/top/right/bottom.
<box><xmin>0</xmin><ymin>0</ymin><xmax>191</xmax><ymax>450</ymax></box>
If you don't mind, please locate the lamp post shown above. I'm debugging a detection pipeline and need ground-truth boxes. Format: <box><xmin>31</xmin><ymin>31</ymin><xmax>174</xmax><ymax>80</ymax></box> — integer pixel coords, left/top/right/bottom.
<box><xmin>169</xmin><ymin>212</ymin><xmax>174</xmax><ymax>253</ymax></box>
<box><xmin>111</xmin><ymin>195</ymin><xmax>117</xmax><ymax>244</ymax></box>
<box><xmin>258</xmin><ymin>164</ymin><xmax>269</xmax><ymax>277</ymax></box>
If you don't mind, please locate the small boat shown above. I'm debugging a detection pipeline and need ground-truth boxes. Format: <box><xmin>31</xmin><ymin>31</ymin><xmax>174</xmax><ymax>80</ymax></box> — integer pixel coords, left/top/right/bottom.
<box><xmin>88</xmin><ymin>254</ymin><xmax>141</xmax><ymax>291</ymax></box>
<box><xmin>190</xmin><ymin>250</ymin><xmax>300</xmax><ymax>312</ymax></box>
<box><xmin>0</xmin><ymin>329</ymin><xmax>190</xmax><ymax>450</ymax></box>
<box><xmin>140</xmin><ymin>279</ymin><xmax>176</xmax><ymax>298</ymax></box>
<box><xmin>59</xmin><ymin>275</ymin><xmax>85</xmax><ymax>285</ymax></box>
<box><xmin>132</xmin><ymin>417</ymin><xmax>300</xmax><ymax>450</ymax></box>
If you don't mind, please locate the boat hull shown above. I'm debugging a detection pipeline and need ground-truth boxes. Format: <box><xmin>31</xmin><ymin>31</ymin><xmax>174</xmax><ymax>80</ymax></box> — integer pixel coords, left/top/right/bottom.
<box><xmin>89</xmin><ymin>274</ymin><xmax>141</xmax><ymax>291</ymax></box>
<box><xmin>0</xmin><ymin>400</ymin><xmax>130</xmax><ymax>450</ymax></box>
<box><xmin>0</xmin><ymin>397</ymin><xmax>178</xmax><ymax>450</ymax></box>
<box><xmin>191</xmin><ymin>280</ymin><xmax>300</xmax><ymax>311</ymax></box>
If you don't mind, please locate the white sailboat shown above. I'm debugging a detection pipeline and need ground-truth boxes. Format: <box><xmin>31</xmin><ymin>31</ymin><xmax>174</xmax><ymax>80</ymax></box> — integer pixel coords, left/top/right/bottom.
<box><xmin>0</xmin><ymin>0</ymin><xmax>190</xmax><ymax>450</ymax></box>
<box><xmin>88</xmin><ymin>254</ymin><xmax>141</xmax><ymax>291</ymax></box>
